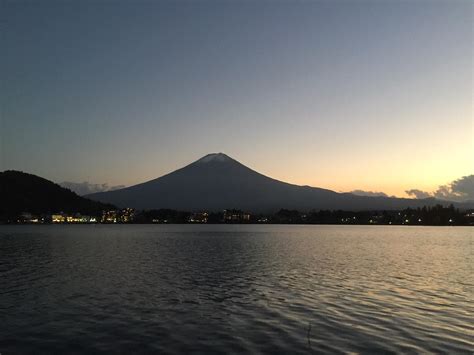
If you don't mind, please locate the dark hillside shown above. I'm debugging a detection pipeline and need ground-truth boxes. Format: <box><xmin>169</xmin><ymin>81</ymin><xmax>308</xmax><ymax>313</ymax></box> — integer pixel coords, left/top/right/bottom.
<box><xmin>0</xmin><ymin>170</ymin><xmax>115</xmax><ymax>218</ymax></box>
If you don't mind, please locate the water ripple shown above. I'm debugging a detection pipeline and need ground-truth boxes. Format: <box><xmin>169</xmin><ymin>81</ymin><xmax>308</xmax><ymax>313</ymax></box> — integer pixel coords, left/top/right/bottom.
<box><xmin>0</xmin><ymin>225</ymin><xmax>472</xmax><ymax>353</ymax></box>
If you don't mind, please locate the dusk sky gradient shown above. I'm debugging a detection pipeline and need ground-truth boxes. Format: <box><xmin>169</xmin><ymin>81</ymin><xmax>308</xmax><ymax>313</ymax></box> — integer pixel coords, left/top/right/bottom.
<box><xmin>1</xmin><ymin>0</ymin><xmax>472</xmax><ymax>197</ymax></box>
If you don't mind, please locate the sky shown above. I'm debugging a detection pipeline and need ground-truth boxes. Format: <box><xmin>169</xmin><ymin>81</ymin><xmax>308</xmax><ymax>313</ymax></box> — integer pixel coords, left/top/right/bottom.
<box><xmin>1</xmin><ymin>0</ymin><xmax>472</xmax><ymax>198</ymax></box>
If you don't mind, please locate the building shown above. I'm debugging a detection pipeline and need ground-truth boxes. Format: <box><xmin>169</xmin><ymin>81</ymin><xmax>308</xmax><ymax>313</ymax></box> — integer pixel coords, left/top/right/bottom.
<box><xmin>120</xmin><ymin>208</ymin><xmax>135</xmax><ymax>223</ymax></box>
<box><xmin>19</xmin><ymin>212</ymin><xmax>40</xmax><ymax>223</ymax></box>
<box><xmin>52</xmin><ymin>214</ymin><xmax>66</xmax><ymax>223</ymax></box>
<box><xmin>101</xmin><ymin>208</ymin><xmax>135</xmax><ymax>223</ymax></box>
<box><xmin>52</xmin><ymin>213</ymin><xmax>95</xmax><ymax>223</ymax></box>
<box><xmin>102</xmin><ymin>210</ymin><xmax>118</xmax><ymax>223</ymax></box>
<box><xmin>188</xmin><ymin>212</ymin><xmax>209</xmax><ymax>223</ymax></box>
<box><xmin>223</xmin><ymin>209</ymin><xmax>251</xmax><ymax>223</ymax></box>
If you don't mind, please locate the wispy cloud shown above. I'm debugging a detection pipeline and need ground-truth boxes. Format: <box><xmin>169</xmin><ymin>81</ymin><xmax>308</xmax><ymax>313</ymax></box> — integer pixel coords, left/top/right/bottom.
<box><xmin>406</xmin><ymin>175</ymin><xmax>474</xmax><ymax>202</ymax></box>
<box><xmin>60</xmin><ymin>181</ymin><xmax>126</xmax><ymax>196</ymax></box>
<box><xmin>350</xmin><ymin>190</ymin><xmax>390</xmax><ymax>198</ymax></box>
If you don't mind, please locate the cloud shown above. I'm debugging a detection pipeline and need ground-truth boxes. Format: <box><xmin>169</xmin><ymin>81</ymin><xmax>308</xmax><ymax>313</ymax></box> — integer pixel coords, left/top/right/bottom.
<box><xmin>449</xmin><ymin>175</ymin><xmax>474</xmax><ymax>200</ymax></box>
<box><xmin>405</xmin><ymin>189</ymin><xmax>432</xmax><ymax>199</ymax></box>
<box><xmin>60</xmin><ymin>181</ymin><xmax>126</xmax><ymax>196</ymax></box>
<box><xmin>350</xmin><ymin>190</ymin><xmax>389</xmax><ymax>197</ymax></box>
<box><xmin>406</xmin><ymin>175</ymin><xmax>474</xmax><ymax>202</ymax></box>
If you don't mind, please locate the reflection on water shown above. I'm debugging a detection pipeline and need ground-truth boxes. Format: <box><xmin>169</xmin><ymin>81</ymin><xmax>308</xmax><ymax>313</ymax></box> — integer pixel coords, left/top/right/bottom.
<box><xmin>1</xmin><ymin>225</ymin><xmax>472</xmax><ymax>353</ymax></box>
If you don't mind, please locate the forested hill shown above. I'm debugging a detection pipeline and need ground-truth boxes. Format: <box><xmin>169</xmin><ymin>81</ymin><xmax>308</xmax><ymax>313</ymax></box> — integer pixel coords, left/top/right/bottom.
<box><xmin>0</xmin><ymin>170</ymin><xmax>115</xmax><ymax>217</ymax></box>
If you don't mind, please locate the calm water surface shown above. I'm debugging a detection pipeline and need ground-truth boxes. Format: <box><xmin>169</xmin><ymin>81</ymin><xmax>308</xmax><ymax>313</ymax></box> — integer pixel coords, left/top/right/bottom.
<box><xmin>1</xmin><ymin>225</ymin><xmax>472</xmax><ymax>354</ymax></box>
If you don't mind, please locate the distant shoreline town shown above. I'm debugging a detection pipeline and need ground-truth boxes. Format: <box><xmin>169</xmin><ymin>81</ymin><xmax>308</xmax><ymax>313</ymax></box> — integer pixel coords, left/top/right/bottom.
<box><xmin>2</xmin><ymin>170</ymin><xmax>473</xmax><ymax>227</ymax></box>
<box><xmin>5</xmin><ymin>205</ymin><xmax>474</xmax><ymax>226</ymax></box>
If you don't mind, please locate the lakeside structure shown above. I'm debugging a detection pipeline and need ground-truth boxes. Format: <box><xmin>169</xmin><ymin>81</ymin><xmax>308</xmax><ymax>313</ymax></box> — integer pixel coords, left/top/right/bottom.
<box><xmin>16</xmin><ymin>209</ymin><xmax>134</xmax><ymax>224</ymax></box>
<box><xmin>6</xmin><ymin>206</ymin><xmax>474</xmax><ymax>226</ymax></box>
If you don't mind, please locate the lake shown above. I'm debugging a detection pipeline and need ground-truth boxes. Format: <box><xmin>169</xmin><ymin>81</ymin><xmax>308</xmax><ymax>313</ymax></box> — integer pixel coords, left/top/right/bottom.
<box><xmin>0</xmin><ymin>225</ymin><xmax>472</xmax><ymax>353</ymax></box>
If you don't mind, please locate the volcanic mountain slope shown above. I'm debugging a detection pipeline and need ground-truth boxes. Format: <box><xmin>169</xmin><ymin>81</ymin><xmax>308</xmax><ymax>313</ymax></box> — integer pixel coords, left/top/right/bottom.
<box><xmin>85</xmin><ymin>153</ymin><xmax>468</xmax><ymax>212</ymax></box>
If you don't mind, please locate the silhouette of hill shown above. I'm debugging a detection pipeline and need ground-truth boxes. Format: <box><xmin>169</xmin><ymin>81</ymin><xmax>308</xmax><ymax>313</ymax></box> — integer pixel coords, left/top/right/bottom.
<box><xmin>0</xmin><ymin>170</ymin><xmax>115</xmax><ymax>217</ymax></box>
<box><xmin>86</xmin><ymin>153</ymin><xmax>473</xmax><ymax>212</ymax></box>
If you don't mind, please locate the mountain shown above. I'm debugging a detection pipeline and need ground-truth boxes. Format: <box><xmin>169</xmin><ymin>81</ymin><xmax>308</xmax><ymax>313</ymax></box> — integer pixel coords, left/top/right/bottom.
<box><xmin>86</xmin><ymin>153</ymin><xmax>472</xmax><ymax>212</ymax></box>
<box><xmin>0</xmin><ymin>170</ymin><xmax>115</xmax><ymax>217</ymax></box>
